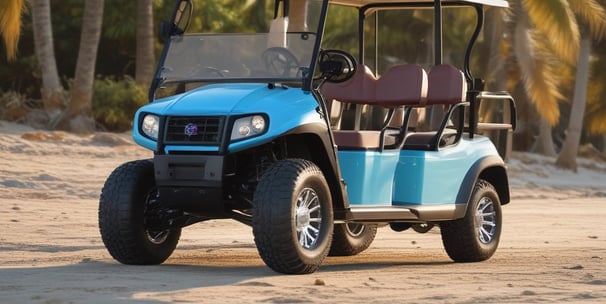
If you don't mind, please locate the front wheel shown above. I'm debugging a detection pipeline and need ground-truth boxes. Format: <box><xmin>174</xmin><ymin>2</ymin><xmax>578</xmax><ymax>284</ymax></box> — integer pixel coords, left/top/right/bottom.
<box><xmin>329</xmin><ymin>223</ymin><xmax>377</xmax><ymax>256</ymax></box>
<box><xmin>99</xmin><ymin>160</ymin><xmax>181</xmax><ymax>265</ymax></box>
<box><xmin>440</xmin><ymin>179</ymin><xmax>502</xmax><ymax>262</ymax></box>
<box><xmin>252</xmin><ymin>159</ymin><xmax>334</xmax><ymax>274</ymax></box>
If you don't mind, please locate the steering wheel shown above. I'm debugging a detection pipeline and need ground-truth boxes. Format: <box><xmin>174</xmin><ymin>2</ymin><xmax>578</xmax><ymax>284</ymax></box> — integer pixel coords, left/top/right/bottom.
<box><xmin>262</xmin><ymin>47</ymin><xmax>300</xmax><ymax>77</ymax></box>
<box><xmin>316</xmin><ymin>49</ymin><xmax>357</xmax><ymax>83</ymax></box>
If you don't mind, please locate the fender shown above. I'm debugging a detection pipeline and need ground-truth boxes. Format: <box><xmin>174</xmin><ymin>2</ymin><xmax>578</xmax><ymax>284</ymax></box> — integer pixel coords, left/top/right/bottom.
<box><xmin>454</xmin><ymin>155</ymin><xmax>510</xmax><ymax>218</ymax></box>
<box><xmin>283</xmin><ymin>123</ymin><xmax>351</xmax><ymax>210</ymax></box>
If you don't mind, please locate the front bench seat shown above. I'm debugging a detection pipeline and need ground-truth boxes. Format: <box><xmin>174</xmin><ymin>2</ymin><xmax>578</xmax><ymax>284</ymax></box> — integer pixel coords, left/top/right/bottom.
<box><xmin>321</xmin><ymin>64</ymin><xmax>428</xmax><ymax>149</ymax></box>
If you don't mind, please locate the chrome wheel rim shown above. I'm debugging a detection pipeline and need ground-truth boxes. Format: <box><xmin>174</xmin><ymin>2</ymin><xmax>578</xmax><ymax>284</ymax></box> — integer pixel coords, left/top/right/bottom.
<box><xmin>345</xmin><ymin>223</ymin><xmax>365</xmax><ymax>237</ymax></box>
<box><xmin>475</xmin><ymin>197</ymin><xmax>497</xmax><ymax>244</ymax></box>
<box><xmin>146</xmin><ymin>230</ymin><xmax>169</xmax><ymax>244</ymax></box>
<box><xmin>144</xmin><ymin>189</ymin><xmax>170</xmax><ymax>245</ymax></box>
<box><xmin>295</xmin><ymin>188</ymin><xmax>322</xmax><ymax>249</ymax></box>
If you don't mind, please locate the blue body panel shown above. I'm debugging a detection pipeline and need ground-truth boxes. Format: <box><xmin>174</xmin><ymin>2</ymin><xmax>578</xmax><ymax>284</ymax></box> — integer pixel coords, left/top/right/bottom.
<box><xmin>338</xmin><ymin>136</ymin><xmax>499</xmax><ymax>206</ymax></box>
<box><xmin>133</xmin><ymin>83</ymin><xmax>322</xmax><ymax>152</ymax></box>
<box><xmin>393</xmin><ymin>137</ymin><xmax>498</xmax><ymax>205</ymax></box>
<box><xmin>338</xmin><ymin>149</ymin><xmax>400</xmax><ymax>205</ymax></box>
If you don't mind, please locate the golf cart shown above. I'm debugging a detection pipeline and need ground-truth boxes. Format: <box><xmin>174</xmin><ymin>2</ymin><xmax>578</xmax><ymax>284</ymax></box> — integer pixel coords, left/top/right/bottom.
<box><xmin>99</xmin><ymin>0</ymin><xmax>516</xmax><ymax>274</ymax></box>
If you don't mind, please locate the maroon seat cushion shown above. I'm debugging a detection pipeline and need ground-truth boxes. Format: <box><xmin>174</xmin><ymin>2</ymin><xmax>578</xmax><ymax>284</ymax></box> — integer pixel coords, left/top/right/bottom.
<box><xmin>321</xmin><ymin>64</ymin><xmax>428</xmax><ymax>108</ymax></box>
<box><xmin>426</xmin><ymin>64</ymin><xmax>467</xmax><ymax>105</ymax></box>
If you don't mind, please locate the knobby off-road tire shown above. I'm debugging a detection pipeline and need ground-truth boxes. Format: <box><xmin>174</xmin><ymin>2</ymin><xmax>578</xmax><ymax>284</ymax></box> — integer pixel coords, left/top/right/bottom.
<box><xmin>252</xmin><ymin>159</ymin><xmax>334</xmax><ymax>274</ymax></box>
<box><xmin>99</xmin><ymin>160</ymin><xmax>181</xmax><ymax>265</ymax></box>
<box><xmin>440</xmin><ymin>179</ymin><xmax>502</xmax><ymax>262</ymax></box>
<box><xmin>329</xmin><ymin>223</ymin><xmax>377</xmax><ymax>256</ymax></box>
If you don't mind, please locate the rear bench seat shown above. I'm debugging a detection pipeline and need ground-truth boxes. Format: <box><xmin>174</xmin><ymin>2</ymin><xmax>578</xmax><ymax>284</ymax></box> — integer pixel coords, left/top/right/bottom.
<box><xmin>402</xmin><ymin>64</ymin><xmax>468</xmax><ymax>150</ymax></box>
<box><xmin>321</xmin><ymin>64</ymin><xmax>428</xmax><ymax>150</ymax></box>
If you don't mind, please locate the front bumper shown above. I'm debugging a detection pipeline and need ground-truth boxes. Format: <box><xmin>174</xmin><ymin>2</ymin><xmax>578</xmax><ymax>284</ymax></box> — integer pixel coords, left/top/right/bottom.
<box><xmin>154</xmin><ymin>154</ymin><xmax>226</xmax><ymax>215</ymax></box>
<box><xmin>154</xmin><ymin>154</ymin><xmax>223</xmax><ymax>187</ymax></box>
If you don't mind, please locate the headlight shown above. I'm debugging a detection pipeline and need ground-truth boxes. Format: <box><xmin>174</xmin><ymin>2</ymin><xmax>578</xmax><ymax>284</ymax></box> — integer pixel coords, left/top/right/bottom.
<box><xmin>231</xmin><ymin>115</ymin><xmax>267</xmax><ymax>141</ymax></box>
<box><xmin>141</xmin><ymin>114</ymin><xmax>160</xmax><ymax>140</ymax></box>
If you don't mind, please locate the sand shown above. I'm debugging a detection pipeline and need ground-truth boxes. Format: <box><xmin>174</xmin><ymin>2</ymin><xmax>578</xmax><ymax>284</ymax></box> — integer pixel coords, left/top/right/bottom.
<box><xmin>0</xmin><ymin>120</ymin><xmax>604</xmax><ymax>303</ymax></box>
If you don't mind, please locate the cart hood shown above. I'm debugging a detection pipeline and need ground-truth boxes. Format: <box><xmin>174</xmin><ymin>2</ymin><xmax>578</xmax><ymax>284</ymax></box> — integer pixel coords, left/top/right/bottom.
<box><xmin>146</xmin><ymin>83</ymin><xmax>310</xmax><ymax>116</ymax></box>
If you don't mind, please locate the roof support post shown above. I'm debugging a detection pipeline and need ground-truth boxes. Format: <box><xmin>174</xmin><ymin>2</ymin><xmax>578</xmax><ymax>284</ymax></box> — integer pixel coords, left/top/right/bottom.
<box><xmin>464</xmin><ymin>4</ymin><xmax>484</xmax><ymax>86</ymax></box>
<box><xmin>434</xmin><ymin>0</ymin><xmax>443</xmax><ymax>65</ymax></box>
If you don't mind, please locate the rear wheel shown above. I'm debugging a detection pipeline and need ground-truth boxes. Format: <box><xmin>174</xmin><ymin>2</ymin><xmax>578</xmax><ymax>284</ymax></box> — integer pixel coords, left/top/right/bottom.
<box><xmin>99</xmin><ymin>160</ymin><xmax>181</xmax><ymax>265</ymax></box>
<box><xmin>329</xmin><ymin>223</ymin><xmax>377</xmax><ymax>256</ymax></box>
<box><xmin>440</xmin><ymin>179</ymin><xmax>502</xmax><ymax>262</ymax></box>
<box><xmin>252</xmin><ymin>159</ymin><xmax>333</xmax><ymax>274</ymax></box>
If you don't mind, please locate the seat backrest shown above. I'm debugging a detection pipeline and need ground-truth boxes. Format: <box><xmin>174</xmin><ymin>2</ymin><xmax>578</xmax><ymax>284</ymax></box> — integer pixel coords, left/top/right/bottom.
<box><xmin>426</xmin><ymin>64</ymin><xmax>467</xmax><ymax>105</ymax></box>
<box><xmin>321</xmin><ymin>64</ymin><xmax>376</xmax><ymax>105</ymax></box>
<box><xmin>321</xmin><ymin>64</ymin><xmax>427</xmax><ymax>108</ymax></box>
<box><xmin>401</xmin><ymin>65</ymin><xmax>468</xmax><ymax>151</ymax></box>
<box><xmin>375</xmin><ymin>64</ymin><xmax>428</xmax><ymax>107</ymax></box>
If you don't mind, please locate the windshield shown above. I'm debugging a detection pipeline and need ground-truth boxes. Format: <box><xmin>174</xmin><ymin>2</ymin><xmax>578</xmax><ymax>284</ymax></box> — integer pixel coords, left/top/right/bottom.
<box><xmin>162</xmin><ymin>33</ymin><xmax>317</xmax><ymax>81</ymax></box>
<box><xmin>157</xmin><ymin>0</ymin><xmax>324</xmax><ymax>87</ymax></box>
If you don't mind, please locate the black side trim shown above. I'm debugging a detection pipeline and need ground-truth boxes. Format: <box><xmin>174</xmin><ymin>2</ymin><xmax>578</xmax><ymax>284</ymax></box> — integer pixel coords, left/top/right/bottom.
<box><xmin>455</xmin><ymin>156</ymin><xmax>510</xmax><ymax>217</ymax></box>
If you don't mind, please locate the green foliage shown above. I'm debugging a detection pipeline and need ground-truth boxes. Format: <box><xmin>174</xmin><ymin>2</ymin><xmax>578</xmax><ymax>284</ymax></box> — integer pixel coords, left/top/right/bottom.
<box><xmin>322</xmin><ymin>5</ymin><xmax>358</xmax><ymax>54</ymax></box>
<box><xmin>92</xmin><ymin>76</ymin><xmax>147</xmax><ymax>132</ymax></box>
<box><xmin>103</xmin><ymin>0</ymin><xmax>137</xmax><ymax>40</ymax></box>
<box><xmin>185</xmin><ymin>0</ymin><xmax>271</xmax><ymax>33</ymax></box>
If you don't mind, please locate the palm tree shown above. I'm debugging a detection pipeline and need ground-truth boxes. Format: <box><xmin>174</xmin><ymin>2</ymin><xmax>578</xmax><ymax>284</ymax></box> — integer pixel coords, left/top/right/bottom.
<box><xmin>509</xmin><ymin>1</ymin><xmax>575</xmax><ymax>156</ymax></box>
<box><xmin>0</xmin><ymin>0</ymin><xmax>25</xmax><ymax>61</ymax></box>
<box><xmin>556</xmin><ymin>1</ymin><xmax>606</xmax><ymax>171</ymax></box>
<box><xmin>507</xmin><ymin>0</ymin><xmax>606</xmax><ymax>160</ymax></box>
<box><xmin>136</xmin><ymin>0</ymin><xmax>155</xmax><ymax>87</ymax></box>
<box><xmin>32</xmin><ymin>0</ymin><xmax>64</xmax><ymax>121</ymax></box>
<box><xmin>64</xmin><ymin>0</ymin><xmax>105</xmax><ymax>133</ymax></box>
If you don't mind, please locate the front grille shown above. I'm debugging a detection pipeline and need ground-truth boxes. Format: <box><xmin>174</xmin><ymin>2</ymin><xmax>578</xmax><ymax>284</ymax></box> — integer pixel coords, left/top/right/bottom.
<box><xmin>164</xmin><ymin>116</ymin><xmax>224</xmax><ymax>145</ymax></box>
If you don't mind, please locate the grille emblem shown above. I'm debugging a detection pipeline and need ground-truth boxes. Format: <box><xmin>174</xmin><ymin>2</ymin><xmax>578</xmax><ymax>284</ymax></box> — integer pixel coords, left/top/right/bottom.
<box><xmin>184</xmin><ymin>123</ymin><xmax>199</xmax><ymax>136</ymax></box>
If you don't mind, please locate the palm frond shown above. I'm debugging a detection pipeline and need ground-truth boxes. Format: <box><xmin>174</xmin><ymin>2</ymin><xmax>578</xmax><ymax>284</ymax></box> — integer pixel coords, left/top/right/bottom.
<box><xmin>0</xmin><ymin>0</ymin><xmax>25</xmax><ymax>60</ymax></box>
<box><xmin>516</xmin><ymin>28</ymin><xmax>563</xmax><ymax>125</ymax></box>
<box><xmin>526</xmin><ymin>60</ymin><xmax>563</xmax><ymax>125</ymax></box>
<box><xmin>522</xmin><ymin>0</ymin><xmax>579</xmax><ymax>64</ymax></box>
<box><xmin>568</xmin><ymin>0</ymin><xmax>606</xmax><ymax>41</ymax></box>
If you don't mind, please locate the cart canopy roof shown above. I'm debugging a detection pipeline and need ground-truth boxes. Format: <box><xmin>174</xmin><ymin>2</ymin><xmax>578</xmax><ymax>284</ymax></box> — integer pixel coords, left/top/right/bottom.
<box><xmin>329</xmin><ymin>0</ymin><xmax>508</xmax><ymax>8</ymax></box>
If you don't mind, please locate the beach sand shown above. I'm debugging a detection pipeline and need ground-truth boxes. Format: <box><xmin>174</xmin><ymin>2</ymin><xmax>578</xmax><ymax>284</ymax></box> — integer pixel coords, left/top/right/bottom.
<box><xmin>1</xmin><ymin>120</ymin><xmax>604</xmax><ymax>303</ymax></box>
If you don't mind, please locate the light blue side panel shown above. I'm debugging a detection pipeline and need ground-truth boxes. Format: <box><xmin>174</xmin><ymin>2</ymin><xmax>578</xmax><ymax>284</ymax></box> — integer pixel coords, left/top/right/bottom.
<box><xmin>338</xmin><ymin>149</ymin><xmax>400</xmax><ymax>205</ymax></box>
<box><xmin>393</xmin><ymin>137</ymin><xmax>499</xmax><ymax>205</ymax></box>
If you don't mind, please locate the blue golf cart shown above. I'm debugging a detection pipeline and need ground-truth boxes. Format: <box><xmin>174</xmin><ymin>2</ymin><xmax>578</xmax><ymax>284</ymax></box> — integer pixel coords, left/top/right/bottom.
<box><xmin>99</xmin><ymin>0</ymin><xmax>516</xmax><ymax>274</ymax></box>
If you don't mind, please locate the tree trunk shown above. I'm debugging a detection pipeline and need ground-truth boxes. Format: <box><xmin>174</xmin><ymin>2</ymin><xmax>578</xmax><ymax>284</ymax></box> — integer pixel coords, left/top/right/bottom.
<box><xmin>65</xmin><ymin>0</ymin><xmax>105</xmax><ymax>133</ymax></box>
<box><xmin>556</xmin><ymin>37</ymin><xmax>591</xmax><ymax>172</ymax></box>
<box><xmin>534</xmin><ymin>118</ymin><xmax>557</xmax><ymax>157</ymax></box>
<box><xmin>31</xmin><ymin>0</ymin><xmax>64</xmax><ymax>121</ymax></box>
<box><xmin>512</xmin><ymin>1</ymin><xmax>560</xmax><ymax>154</ymax></box>
<box><xmin>135</xmin><ymin>0</ymin><xmax>154</xmax><ymax>87</ymax></box>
